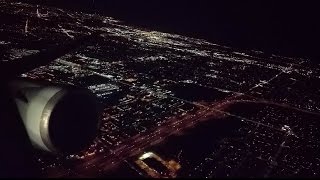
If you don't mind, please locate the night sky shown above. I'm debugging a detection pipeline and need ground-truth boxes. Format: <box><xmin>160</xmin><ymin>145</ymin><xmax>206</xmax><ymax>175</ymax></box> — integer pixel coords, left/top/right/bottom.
<box><xmin>23</xmin><ymin>0</ymin><xmax>320</xmax><ymax>62</ymax></box>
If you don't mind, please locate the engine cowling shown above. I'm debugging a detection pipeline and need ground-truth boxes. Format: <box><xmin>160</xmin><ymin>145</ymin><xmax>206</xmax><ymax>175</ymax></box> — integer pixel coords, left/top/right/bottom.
<box><xmin>9</xmin><ymin>79</ymin><xmax>100</xmax><ymax>154</ymax></box>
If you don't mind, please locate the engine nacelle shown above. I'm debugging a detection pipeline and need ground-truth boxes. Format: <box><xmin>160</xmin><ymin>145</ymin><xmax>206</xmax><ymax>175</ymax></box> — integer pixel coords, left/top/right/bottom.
<box><xmin>9</xmin><ymin>79</ymin><xmax>100</xmax><ymax>154</ymax></box>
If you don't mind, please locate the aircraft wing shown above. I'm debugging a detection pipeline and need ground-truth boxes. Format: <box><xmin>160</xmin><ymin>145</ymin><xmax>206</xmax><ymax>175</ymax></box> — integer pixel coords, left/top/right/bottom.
<box><xmin>0</xmin><ymin>34</ymin><xmax>99</xmax><ymax>82</ymax></box>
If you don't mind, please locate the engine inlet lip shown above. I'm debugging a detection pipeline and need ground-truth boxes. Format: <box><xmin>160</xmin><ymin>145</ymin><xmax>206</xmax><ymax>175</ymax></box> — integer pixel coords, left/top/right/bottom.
<box><xmin>39</xmin><ymin>89</ymin><xmax>68</xmax><ymax>153</ymax></box>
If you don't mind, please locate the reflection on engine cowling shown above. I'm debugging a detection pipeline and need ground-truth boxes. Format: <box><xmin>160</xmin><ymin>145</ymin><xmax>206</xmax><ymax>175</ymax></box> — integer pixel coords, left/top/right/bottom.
<box><xmin>8</xmin><ymin>79</ymin><xmax>101</xmax><ymax>154</ymax></box>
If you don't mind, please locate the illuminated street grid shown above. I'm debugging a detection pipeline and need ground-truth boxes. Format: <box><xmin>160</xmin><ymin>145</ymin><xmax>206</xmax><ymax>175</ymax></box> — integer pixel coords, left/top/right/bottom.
<box><xmin>1</xmin><ymin>0</ymin><xmax>320</xmax><ymax>177</ymax></box>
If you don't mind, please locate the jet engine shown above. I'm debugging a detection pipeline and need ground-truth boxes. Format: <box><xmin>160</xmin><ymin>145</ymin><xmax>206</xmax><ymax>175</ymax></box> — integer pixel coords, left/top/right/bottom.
<box><xmin>8</xmin><ymin>79</ymin><xmax>101</xmax><ymax>154</ymax></box>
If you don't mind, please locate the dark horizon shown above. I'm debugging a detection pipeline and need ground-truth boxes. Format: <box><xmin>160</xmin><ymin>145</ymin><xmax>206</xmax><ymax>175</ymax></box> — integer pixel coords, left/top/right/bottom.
<box><xmin>24</xmin><ymin>0</ymin><xmax>319</xmax><ymax>62</ymax></box>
